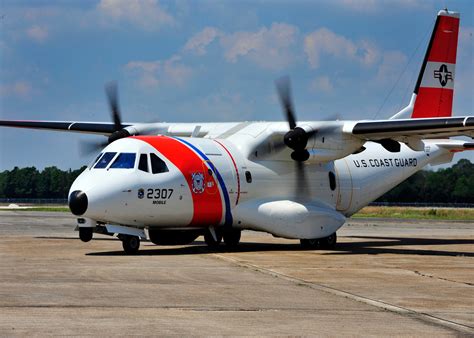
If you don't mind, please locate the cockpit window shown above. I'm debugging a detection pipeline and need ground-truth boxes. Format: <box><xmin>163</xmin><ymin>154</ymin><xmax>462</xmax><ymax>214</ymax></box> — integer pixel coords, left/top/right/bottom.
<box><xmin>150</xmin><ymin>153</ymin><xmax>169</xmax><ymax>174</ymax></box>
<box><xmin>89</xmin><ymin>153</ymin><xmax>103</xmax><ymax>169</ymax></box>
<box><xmin>94</xmin><ymin>152</ymin><xmax>117</xmax><ymax>169</ymax></box>
<box><xmin>138</xmin><ymin>154</ymin><xmax>148</xmax><ymax>172</ymax></box>
<box><xmin>110</xmin><ymin>153</ymin><xmax>136</xmax><ymax>169</ymax></box>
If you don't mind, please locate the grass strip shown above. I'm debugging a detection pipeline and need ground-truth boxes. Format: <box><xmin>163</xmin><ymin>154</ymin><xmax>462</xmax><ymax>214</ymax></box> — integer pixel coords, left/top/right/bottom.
<box><xmin>1</xmin><ymin>205</ymin><xmax>473</xmax><ymax>220</ymax></box>
<box><xmin>353</xmin><ymin>206</ymin><xmax>474</xmax><ymax>220</ymax></box>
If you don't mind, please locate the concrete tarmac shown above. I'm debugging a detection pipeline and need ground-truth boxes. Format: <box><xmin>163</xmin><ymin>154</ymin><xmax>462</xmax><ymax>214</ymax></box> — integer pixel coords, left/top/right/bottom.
<box><xmin>0</xmin><ymin>211</ymin><xmax>472</xmax><ymax>336</ymax></box>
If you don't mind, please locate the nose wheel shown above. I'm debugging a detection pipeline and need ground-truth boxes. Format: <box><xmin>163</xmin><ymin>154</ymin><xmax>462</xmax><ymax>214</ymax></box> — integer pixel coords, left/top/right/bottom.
<box><xmin>79</xmin><ymin>227</ymin><xmax>93</xmax><ymax>242</ymax></box>
<box><xmin>121</xmin><ymin>235</ymin><xmax>140</xmax><ymax>255</ymax></box>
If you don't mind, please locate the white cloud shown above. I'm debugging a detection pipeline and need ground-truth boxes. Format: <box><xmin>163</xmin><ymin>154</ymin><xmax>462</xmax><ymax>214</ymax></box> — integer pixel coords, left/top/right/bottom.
<box><xmin>0</xmin><ymin>81</ymin><xmax>33</xmax><ymax>98</ymax></box>
<box><xmin>304</xmin><ymin>27</ymin><xmax>380</xmax><ymax>69</ymax></box>
<box><xmin>97</xmin><ymin>0</ymin><xmax>174</xmax><ymax>31</ymax></box>
<box><xmin>310</xmin><ymin>76</ymin><xmax>334</xmax><ymax>93</ymax></box>
<box><xmin>125</xmin><ymin>55</ymin><xmax>192</xmax><ymax>88</ymax></box>
<box><xmin>183</xmin><ymin>23</ymin><xmax>299</xmax><ymax>70</ymax></box>
<box><xmin>26</xmin><ymin>25</ymin><xmax>49</xmax><ymax>43</ymax></box>
<box><xmin>184</xmin><ymin>27</ymin><xmax>222</xmax><ymax>55</ymax></box>
<box><xmin>219</xmin><ymin>23</ymin><xmax>299</xmax><ymax>70</ymax></box>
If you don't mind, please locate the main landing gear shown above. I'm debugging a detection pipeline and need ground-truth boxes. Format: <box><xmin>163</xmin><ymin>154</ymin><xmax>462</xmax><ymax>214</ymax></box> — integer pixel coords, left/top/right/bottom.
<box><xmin>300</xmin><ymin>232</ymin><xmax>337</xmax><ymax>250</ymax></box>
<box><xmin>120</xmin><ymin>234</ymin><xmax>140</xmax><ymax>255</ymax></box>
<box><xmin>204</xmin><ymin>227</ymin><xmax>242</xmax><ymax>249</ymax></box>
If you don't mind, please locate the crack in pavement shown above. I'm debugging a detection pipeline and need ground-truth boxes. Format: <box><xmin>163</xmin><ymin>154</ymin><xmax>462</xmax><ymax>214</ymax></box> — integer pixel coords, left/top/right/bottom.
<box><xmin>413</xmin><ymin>270</ymin><xmax>474</xmax><ymax>287</ymax></box>
<box><xmin>212</xmin><ymin>254</ymin><xmax>474</xmax><ymax>335</ymax></box>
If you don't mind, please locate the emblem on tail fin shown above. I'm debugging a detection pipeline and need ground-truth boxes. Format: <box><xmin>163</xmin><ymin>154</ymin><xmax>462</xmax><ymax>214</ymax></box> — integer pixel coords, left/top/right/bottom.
<box><xmin>434</xmin><ymin>64</ymin><xmax>453</xmax><ymax>87</ymax></box>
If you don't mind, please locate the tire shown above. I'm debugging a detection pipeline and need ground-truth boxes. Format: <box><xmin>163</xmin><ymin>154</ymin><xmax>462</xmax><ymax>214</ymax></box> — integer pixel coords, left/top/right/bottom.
<box><xmin>204</xmin><ymin>228</ymin><xmax>222</xmax><ymax>249</ymax></box>
<box><xmin>79</xmin><ymin>227</ymin><xmax>93</xmax><ymax>242</ymax></box>
<box><xmin>320</xmin><ymin>233</ymin><xmax>337</xmax><ymax>250</ymax></box>
<box><xmin>122</xmin><ymin>235</ymin><xmax>140</xmax><ymax>254</ymax></box>
<box><xmin>300</xmin><ymin>238</ymin><xmax>320</xmax><ymax>249</ymax></box>
<box><xmin>223</xmin><ymin>228</ymin><xmax>241</xmax><ymax>247</ymax></box>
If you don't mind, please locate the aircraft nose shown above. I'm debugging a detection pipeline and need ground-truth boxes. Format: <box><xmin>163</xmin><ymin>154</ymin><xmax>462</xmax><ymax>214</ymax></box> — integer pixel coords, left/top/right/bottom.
<box><xmin>69</xmin><ymin>190</ymin><xmax>88</xmax><ymax>216</ymax></box>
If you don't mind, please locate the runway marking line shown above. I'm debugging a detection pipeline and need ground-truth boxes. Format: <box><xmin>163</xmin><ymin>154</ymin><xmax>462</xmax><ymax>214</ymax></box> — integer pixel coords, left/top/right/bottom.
<box><xmin>212</xmin><ymin>253</ymin><xmax>474</xmax><ymax>335</ymax></box>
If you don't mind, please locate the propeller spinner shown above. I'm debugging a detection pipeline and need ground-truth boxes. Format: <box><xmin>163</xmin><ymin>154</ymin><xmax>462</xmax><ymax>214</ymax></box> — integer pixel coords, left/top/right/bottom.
<box><xmin>275</xmin><ymin>76</ymin><xmax>316</xmax><ymax>162</ymax></box>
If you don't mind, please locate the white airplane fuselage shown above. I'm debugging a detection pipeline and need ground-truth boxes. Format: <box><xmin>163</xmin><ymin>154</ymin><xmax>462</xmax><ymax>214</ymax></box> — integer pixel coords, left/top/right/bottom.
<box><xmin>70</xmin><ymin>131</ymin><xmax>450</xmax><ymax>240</ymax></box>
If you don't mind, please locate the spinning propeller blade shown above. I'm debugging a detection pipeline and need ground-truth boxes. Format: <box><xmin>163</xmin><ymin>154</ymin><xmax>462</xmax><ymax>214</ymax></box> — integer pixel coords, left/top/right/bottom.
<box><xmin>79</xmin><ymin>81</ymin><xmax>130</xmax><ymax>156</ymax></box>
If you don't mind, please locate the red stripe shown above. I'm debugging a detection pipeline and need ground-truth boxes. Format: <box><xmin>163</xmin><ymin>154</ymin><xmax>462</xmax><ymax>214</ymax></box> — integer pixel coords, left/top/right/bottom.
<box><xmin>133</xmin><ymin>136</ymin><xmax>223</xmax><ymax>226</ymax></box>
<box><xmin>428</xmin><ymin>15</ymin><xmax>459</xmax><ymax>64</ymax></box>
<box><xmin>214</xmin><ymin>140</ymin><xmax>240</xmax><ymax>206</ymax></box>
<box><xmin>412</xmin><ymin>88</ymin><xmax>453</xmax><ymax>118</ymax></box>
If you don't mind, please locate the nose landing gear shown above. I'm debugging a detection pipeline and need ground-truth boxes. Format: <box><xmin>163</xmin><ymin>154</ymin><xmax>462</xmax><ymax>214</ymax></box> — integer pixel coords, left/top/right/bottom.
<box><xmin>79</xmin><ymin>227</ymin><xmax>93</xmax><ymax>242</ymax></box>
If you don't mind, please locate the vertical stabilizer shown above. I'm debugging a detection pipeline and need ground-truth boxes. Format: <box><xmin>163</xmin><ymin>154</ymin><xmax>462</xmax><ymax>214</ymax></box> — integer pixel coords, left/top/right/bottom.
<box><xmin>391</xmin><ymin>10</ymin><xmax>460</xmax><ymax>119</ymax></box>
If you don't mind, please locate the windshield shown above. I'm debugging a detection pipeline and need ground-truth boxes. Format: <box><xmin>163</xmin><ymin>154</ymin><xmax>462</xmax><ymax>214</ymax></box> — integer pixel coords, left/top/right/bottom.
<box><xmin>110</xmin><ymin>153</ymin><xmax>136</xmax><ymax>169</ymax></box>
<box><xmin>94</xmin><ymin>152</ymin><xmax>117</xmax><ymax>169</ymax></box>
<box><xmin>89</xmin><ymin>153</ymin><xmax>103</xmax><ymax>169</ymax></box>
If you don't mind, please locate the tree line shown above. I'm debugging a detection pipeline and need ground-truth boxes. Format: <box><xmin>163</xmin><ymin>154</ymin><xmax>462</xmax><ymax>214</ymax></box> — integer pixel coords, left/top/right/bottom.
<box><xmin>0</xmin><ymin>160</ymin><xmax>472</xmax><ymax>203</ymax></box>
<box><xmin>0</xmin><ymin>166</ymin><xmax>86</xmax><ymax>199</ymax></box>
<box><xmin>376</xmin><ymin>159</ymin><xmax>473</xmax><ymax>203</ymax></box>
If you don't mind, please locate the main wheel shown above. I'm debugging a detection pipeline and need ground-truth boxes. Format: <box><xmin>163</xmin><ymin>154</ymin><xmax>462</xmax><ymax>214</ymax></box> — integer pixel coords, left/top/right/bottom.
<box><xmin>122</xmin><ymin>235</ymin><xmax>140</xmax><ymax>254</ymax></box>
<box><xmin>320</xmin><ymin>232</ymin><xmax>337</xmax><ymax>249</ymax></box>
<box><xmin>300</xmin><ymin>238</ymin><xmax>320</xmax><ymax>249</ymax></box>
<box><xmin>223</xmin><ymin>228</ymin><xmax>241</xmax><ymax>247</ymax></box>
<box><xmin>204</xmin><ymin>228</ymin><xmax>222</xmax><ymax>249</ymax></box>
<box><xmin>79</xmin><ymin>227</ymin><xmax>93</xmax><ymax>242</ymax></box>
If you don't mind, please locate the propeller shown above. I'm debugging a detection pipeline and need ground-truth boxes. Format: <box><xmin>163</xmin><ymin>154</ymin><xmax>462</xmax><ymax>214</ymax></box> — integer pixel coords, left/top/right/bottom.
<box><xmin>275</xmin><ymin>76</ymin><xmax>317</xmax><ymax>162</ymax></box>
<box><xmin>80</xmin><ymin>81</ymin><xmax>131</xmax><ymax>156</ymax></box>
<box><xmin>275</xmin><ymin>76</ymin><xmax>316</xmax><ymax>198</ymax></box>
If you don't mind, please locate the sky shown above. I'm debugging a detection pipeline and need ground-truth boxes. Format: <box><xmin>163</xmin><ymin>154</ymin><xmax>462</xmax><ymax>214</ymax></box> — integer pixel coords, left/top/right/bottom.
<box><xmin>0</xmin><ymin>0</ymin><xmax>472</xmax><ymax>171</ymax></box>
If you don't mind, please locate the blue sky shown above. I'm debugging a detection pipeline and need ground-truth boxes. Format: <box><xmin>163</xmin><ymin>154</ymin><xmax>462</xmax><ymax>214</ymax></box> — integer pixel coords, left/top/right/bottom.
<box><xmin>0</xmin><ymin>0</ymin><xmax>473</xmax><ymax>170</ymax></box>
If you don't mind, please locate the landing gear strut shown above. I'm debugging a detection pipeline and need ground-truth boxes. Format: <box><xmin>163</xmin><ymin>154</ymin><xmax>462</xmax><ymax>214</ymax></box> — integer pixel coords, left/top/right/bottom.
<box><xmin>204</xmin><ymin>228</ymin><xmax>222</xmax><ymax>249</ymax></box>
<box><xmin>79</xmin><ymin>227</ymin><xmax>93</xmax><ymax>242</ymax></box>
<box><xmin>121</xmin><ymin>235</ymin><xmax>140</xmax><ymax>255</ymax></box>
<box><xmin>300</xmin><ymin>232</ymin><xmax>337</xmax><ymax>250</ymax></box>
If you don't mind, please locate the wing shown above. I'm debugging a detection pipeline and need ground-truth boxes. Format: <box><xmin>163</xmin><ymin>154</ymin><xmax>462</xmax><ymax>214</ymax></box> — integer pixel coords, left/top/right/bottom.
<box><xmin>0</xmin><ymin>120</ymin><xmax>132</xmax><ymax>135</ymax></box>
<box><xmin>350</xmin><ymin>116</ymin><xmax>474</xmax><ymax>139</ymax></box>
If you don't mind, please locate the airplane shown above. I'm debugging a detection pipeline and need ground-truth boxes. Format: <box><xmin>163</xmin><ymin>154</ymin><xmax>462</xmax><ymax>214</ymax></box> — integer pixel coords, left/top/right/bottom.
<box><xmin>1</xmin><ymin>9</ymin><xmax>473</xmax><ymax>254</ymax></box>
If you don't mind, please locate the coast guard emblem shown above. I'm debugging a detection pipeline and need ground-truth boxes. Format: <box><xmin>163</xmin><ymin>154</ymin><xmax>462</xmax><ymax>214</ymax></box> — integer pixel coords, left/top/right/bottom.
<box><xmin>192</xmin><ymin>172</ymin><xmax>205</xmax><ymax>194</ymax></box>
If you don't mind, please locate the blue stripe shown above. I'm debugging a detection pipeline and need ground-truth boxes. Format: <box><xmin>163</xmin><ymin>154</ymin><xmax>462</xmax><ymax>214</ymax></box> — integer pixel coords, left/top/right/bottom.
<box><xmin>174</xmin><ymin>137</ymin><xmax>233</xmax><ymax>226</ymax></box>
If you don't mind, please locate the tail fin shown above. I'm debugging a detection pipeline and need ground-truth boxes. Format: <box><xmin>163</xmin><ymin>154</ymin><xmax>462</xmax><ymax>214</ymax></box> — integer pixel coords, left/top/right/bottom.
<box><xmin>391</xmin><ymin>9</ymin><xmax>460</xmax><ymax>119</ymax></box>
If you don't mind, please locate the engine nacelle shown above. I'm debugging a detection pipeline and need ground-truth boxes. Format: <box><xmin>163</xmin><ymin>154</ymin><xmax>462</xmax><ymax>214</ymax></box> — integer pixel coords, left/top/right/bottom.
<box><xmin>233</xmin><ymin>199</ymin><xmax>346</xmax><ymax>239</ymax></box>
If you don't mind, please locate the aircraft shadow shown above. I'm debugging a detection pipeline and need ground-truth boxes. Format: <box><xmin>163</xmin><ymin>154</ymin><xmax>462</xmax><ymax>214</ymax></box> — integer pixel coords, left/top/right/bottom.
<box><xmin>85</xmin><ymin>236</ymin><xmax>474</xmax><ymax>257</ymax></box>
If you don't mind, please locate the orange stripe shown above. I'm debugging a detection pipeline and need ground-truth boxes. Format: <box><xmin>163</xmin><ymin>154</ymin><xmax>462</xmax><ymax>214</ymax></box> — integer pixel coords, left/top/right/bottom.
<box><xmin>133</xmin><ymin>136</ymin><xmax>223</xmax><ymax>226</ymax></box>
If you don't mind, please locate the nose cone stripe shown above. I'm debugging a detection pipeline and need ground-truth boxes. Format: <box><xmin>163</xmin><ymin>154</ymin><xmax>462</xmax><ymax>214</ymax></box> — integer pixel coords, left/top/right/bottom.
<box><xmin>69</xmin><ymin>190</ymin><xmax>88</xmax><ymax>216</ymax></box>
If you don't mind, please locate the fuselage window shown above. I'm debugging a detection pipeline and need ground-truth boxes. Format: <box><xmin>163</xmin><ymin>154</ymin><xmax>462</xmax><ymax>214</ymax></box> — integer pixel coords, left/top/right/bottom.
<box><xmin>245</xmin><ymin>171</ymin><xmax>252</xmax><ymax>183</ymax></box>
<box><xmin>110</xmin><ymin>153</ymin><xmax>136</xmax><ymax>169</ymax></box>
<box><xmin>329</xmin><ymin>171</ymin><xmax>336</xmax><ymax>191</ymax></box>
<box><xmin>94</xmin><ymin>152</ymin><xmax>117</xmax><ymax>169</ymax></box>
<box><xmin>150</xmin><ymin>153</ymin><xmax>169</xmax><ymax>174</ymax></box>
<box><xmin>138</xmin><ymin>154</ymin><xmax>149</xmax><ymax>172</ymax></box>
